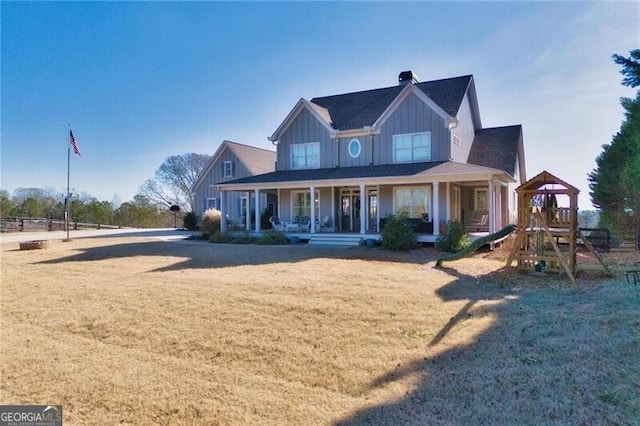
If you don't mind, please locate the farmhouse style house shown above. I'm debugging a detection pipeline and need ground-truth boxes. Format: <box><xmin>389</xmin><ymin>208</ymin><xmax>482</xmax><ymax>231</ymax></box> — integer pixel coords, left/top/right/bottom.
<box><xmin>216</xmin><ymin>71</ymin><xmax>526</xmax><ymax>245</ymax></box>
<box><xmin>192</xmin><ymin>140</ymin><xmax>276</xmax><ymax>227</ymax></box>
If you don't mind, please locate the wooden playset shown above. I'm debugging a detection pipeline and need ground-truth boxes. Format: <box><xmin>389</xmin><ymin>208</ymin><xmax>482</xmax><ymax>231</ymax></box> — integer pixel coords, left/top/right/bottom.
<box><xmin>502</xmin><ymin>171</ymin><xmax>612</xmax><ymax>285</ymax></box>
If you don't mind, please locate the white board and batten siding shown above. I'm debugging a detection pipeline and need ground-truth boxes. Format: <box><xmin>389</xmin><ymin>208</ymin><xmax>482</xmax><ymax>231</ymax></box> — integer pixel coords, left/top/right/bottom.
<box><xmin>376</xmin><ymin>92</ymin><xmax>450</xmax><ymax>164</ymax></box>
<box><xmin>451</xmin><ymin>91</ymin><xmax>478</xmax><ymax>163</ymax></box>
<box><xmin>279</xmin><ymin>91</ymin><xmax>457</xmax><ymax>171</ymax></box>
<box><xmin>193</xmin><ymin>146</ymin><xmax>253</xmax><ymax>219</ymax></box>
<box><xmin>277</xmin><ymin>108</ymin><xmax>334</xmax><ymax>170</ymax></box>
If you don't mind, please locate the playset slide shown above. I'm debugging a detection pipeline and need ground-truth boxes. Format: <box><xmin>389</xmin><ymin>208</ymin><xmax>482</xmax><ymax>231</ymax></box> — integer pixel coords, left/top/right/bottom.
<box><xmin>435</xmin><ymin>224</ymin><xmax>517</xmax><ymax>267</ymax></box>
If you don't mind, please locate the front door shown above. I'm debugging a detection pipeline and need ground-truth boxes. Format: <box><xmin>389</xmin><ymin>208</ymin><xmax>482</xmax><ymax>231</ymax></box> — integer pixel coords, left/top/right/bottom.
<box><xmin>341</xmin><ymin>189</ymin><xmax>360</xmax><ymax>232</ymax></box>
<box><xmin>368</xmin><ymin>189</ymin><xmax>378</xmax><ymax>232</ymax></box>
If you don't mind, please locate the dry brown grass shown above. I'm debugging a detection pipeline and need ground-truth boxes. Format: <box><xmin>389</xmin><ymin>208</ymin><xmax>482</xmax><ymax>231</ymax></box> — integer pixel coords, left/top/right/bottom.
<box><xmin>1</xmin><ymin>236</ymin><xmax>638</xmax><ymax>425</ymax></box>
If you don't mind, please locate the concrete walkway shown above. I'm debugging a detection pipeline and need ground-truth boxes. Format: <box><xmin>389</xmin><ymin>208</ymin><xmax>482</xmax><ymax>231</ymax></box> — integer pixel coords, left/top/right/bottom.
<box><xmin>0</xmin><ymin>228</ymin><xmax>195</xmax><ymax>244</ymax></box>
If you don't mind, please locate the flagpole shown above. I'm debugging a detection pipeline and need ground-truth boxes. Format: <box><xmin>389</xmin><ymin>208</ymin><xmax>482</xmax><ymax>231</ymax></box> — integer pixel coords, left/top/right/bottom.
<box><xmin>65</xmin><ymin>124</ymin><xmax>71</xmax><ymax>241</ymax></box>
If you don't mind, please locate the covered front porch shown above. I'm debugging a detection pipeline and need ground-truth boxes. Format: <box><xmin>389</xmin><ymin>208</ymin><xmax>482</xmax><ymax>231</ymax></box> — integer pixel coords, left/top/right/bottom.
<box><xmin>216</xmin><ymin>163</ymin><xmax>515</xmax><ymax>246</ymax></box>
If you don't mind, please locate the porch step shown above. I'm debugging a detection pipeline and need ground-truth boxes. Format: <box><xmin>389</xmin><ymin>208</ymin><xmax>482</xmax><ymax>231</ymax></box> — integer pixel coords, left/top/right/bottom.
<box><xmin>309</xmin><ymin>234</ymin><xmax>378</xmax><ymax>247</ymax></box>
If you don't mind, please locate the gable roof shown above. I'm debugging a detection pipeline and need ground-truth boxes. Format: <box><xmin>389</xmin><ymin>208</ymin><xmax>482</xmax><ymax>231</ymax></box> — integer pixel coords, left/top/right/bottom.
<box><xmin>270</xmin><ymin>74</ymin><xmax>475</xmax><ymax>141</ymax></box>
<box><xmin>225</xmin><ymin>141</ymin><xmax>276</xmax><ymax>175</ymax></box>
<box><xmin>467</xmin><ymin>125</ymin><xmax>523</xmax><ymax>178</ymax></box>
<box><xmin>517</xmin><ymin>170</ymin><xmax>579</xmax><ymax>194</ymax></box>
<box><xmin>192</xmin><ymin>140</ymin><xmax>276</xmax><ymax>191</ymax></box>
<box><xmin>311</xmin><ymin>75</ymin><xmax>472</xmax><ymax>131</ymax></box>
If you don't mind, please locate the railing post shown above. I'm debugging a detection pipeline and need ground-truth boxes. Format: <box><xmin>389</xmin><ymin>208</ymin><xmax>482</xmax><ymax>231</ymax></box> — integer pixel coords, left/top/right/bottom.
<box><xmin>19</xmin><ymin>219</ymin><xmax>24</xmax><ymax>232</ymax></box>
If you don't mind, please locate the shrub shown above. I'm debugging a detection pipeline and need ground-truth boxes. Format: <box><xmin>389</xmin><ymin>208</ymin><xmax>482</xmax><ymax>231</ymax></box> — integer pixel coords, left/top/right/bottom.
<box><xmin>209</xmin><ymin>231</ymin><xmax>234</xmax><ymax>243</ymax></box>
<box><xmin>201</xmin><ymin>208</ymin><xmax>221</xmax><ymax>234</ymax></box>
<box><xmin>256</xmin><ymin>230</ymin><xmax>288</xmax><ymax>245</ymax></box>
<box><xmin>200</xmin><ymin>231</ymin><xmax>210</xmax><ymax>241</ymax></box>
<box><xmin>381</xmin><ymin>213</ymin><xmax>419</xmax><ymax>251</ymax></box>
<box><xmin>261</xmin><ymin>207</ymin><xmax>274</xmax><ymax>230</ymax></box>
<box><xmin>183</xmin><ymin>211</ymin><xmax>198</xmax><ymax>231</ymax></box>
<box><xmin>436</xmin><ymin>220</ymin><xmax>471</xmax><ymax>253</ymax></box>
<box><xmin>231</xmin><ymin>231</ymin><xmax>258</xmax><ymax>244</ymax></box>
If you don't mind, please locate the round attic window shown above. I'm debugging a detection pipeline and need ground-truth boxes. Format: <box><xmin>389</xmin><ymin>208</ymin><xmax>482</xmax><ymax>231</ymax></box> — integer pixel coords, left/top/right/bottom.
<box><xmin>348</xmin><ymin>138</ymin><xmax>361</xmax><ymax>158</ymax></box>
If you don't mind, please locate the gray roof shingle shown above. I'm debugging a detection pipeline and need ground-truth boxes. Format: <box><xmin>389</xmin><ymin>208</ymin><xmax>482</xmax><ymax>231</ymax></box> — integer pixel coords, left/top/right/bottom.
<box><xmin>310</xmin><ymin>75</ymin><xmax>472</xmax><ymax>130</ymax></box>
<box><xmin>225</xmin><ymin>141</ymin><xmax>276</xmax><ymax>175</ymax></box>
<box><xmin>467</xmin><ymin>125</ymin><xmax>522</xmax><ymax>177</ymax></box>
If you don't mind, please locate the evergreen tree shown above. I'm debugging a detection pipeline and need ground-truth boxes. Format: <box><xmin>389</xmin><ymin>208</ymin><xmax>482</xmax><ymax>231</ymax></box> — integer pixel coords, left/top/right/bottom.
<box><xmin>588</xmin><ymin>49</ymin><xmax>640</xmax><ymax>234</ymax></box>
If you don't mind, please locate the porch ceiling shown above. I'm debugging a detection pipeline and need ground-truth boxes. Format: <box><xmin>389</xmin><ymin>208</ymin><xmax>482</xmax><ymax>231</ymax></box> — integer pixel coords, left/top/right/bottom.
<box><xmin>216</xmin><ymin>161</ymin><xmax>514</xmax><ymax>191</ymax></box>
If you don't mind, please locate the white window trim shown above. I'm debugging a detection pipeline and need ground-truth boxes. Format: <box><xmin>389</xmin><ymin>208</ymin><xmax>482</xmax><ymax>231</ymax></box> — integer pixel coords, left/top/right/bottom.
<box><xmin>392</xmin><ymin>131</ymin><xmax>431</xmax><ymax>163</ymax></box>
<box><xmin>348</xmin><ymin>138</ymin><xmax>361</xmax><ymax>158</ymax></box>
<box><xmin>223</xmin><ymin>161</ymin><xmax>233</xmax><ymax>178</ymax></box>
<box><xmin>290</xmin><ymin>142</ymin><xmax>320</xmax><ymax>169</ymax></box>
<box><xmin>392</xmin><ymin>186</ymin><xmax>432</xmax><ymax>219</ymax></box>
<box><xmin>290</xmin><ymin>190</ymin><xmax>320</xmax><ymax>218</ymax></box>
<box><xmin>206</xmin><ymin>198</ymin><xmax>217</xmax><ymax>210</ymax></box>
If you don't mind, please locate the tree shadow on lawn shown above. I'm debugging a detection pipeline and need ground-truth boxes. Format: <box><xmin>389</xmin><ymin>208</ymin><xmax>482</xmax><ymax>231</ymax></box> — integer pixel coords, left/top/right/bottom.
<box><xmin>32</xmin><ymin>240</ymin><xmax>442</xmax><ymax>272</ymax></box>
<box><xmin>335</xmin><ymin>266</ymin><xmax>638</xmax><ymax>425</ymax></box>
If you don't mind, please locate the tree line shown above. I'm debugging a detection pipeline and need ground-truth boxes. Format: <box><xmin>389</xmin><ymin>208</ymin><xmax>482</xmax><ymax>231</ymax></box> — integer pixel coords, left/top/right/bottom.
<box><xmin>0</xmin><ymin>153</ymin><xmax>210</xmax><ymax>229</ymax></box>
<box><xmin>589</xmin><ymin>49</ymin><xmax>640</xmax><ymax>236</ymax></box>
<box><xmin>0</xmin><ymin>189</ymin><xmax>176</xmax><ymax>228</ymax></box>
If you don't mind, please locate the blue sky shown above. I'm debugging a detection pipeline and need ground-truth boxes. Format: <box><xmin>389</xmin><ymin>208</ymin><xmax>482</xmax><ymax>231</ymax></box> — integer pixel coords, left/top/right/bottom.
<box><xmin>1</xmin><ymin>1</ymin><xmax>638</xmax><ymax>210</ymax></box>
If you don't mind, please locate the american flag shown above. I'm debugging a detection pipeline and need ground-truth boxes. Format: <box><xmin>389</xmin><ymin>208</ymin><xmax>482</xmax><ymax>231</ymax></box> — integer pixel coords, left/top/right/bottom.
<box><xmin>69</xmin><ymin>129</ymin><xmax>81</xmax><ymax>156</ymax></box>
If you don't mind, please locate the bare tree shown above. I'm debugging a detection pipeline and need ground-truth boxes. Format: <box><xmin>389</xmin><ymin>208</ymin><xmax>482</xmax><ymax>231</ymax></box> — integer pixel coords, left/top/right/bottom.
<box><xmin>139</xmin><ymin>153</ymin><xmax>210</xmax><ymax>211</ymax></box>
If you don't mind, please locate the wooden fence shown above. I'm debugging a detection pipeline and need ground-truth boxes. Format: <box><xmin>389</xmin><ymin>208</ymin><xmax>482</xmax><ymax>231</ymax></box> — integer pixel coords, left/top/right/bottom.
<box><xmin>578</xmin><ymin>227</ymin><xmax>640</xmax><ymax>252</ymax></box>
<box><xmin>578</xmin><ymin>228</ymin><xmax>611</xmax><ymax>252</ymax></box>
<box><xmin>0</xmin><ymin>218</ymin><xmax>120</xmax><ymax>233</ymax></box>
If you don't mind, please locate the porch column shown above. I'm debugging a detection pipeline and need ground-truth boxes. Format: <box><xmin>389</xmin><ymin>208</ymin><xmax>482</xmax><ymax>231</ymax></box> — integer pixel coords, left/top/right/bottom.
<box><xmin>220</xmin><ymin>190</ymin><xmax>227</xmax><ymax>232</ymax></box>
<box><xmin>432</xmin><ymin>182</ymin><xmax>440</xmax><ymax>236</ymax></box>
<box><xmin>331</xmin><ymin>187</ymin><xmax>335</xmax><ymax>232</ymax></box>
<box><xmin>360</xmin><ymin>183</ymin><xmax>366</xmax><ymax>235</ymax></box>
<box><xmin>245</xmin><ymin>191</ymin><xmax>250</xmax><ymax>230</ymax></box>
<box><xmin>445</xmin><ymin>182</ymin><xmax>451</xmax><ymax>222</ymax></box>
<box><xmin>495</xmin><ymin>186</ymin><xmax>503</xmax><ymax>229</ymax></box>
<box><xmin>488</xmin><ymin>179</ymin><xmax>495</xmax><ymax>234</ymax></box>
<box><xmin>254</xmin><ymin>188</ymin><xmax>261</xmax><ymax>233</ymax></box>
<box><xmin>277</xmin><ymin>188</ymin><xmax>281</xmax><ymax>217</ymax></box>
<box><xmin>376</xmin><ymin>185</ymin><xmax>380</xmax><ymax>233</ymax></box>
<box><xmin>310</xmin><ymin>186</ymin><xmax>316</xmax><ymax>233</ymax></box>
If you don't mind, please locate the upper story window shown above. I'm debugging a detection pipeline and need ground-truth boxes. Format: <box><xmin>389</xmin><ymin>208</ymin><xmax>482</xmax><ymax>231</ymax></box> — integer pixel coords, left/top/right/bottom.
<box><xmin>291</xmin><ymin>142</ymin><xmax>319</xmax><ymax>169</ymax></box>
<box><xmin>348</xmin><ymin>138</ymin><xmax>361</xmax><ymax>158</ymax></box>
<box><xmin>223</xmin><ymin>161</ymin><xmax>234</xmax><ymax>178</ymax></box>
<box><xmin>393</xmin><ymin>132</ymin><xmax>431</xmax><ymax>163</ymax></box>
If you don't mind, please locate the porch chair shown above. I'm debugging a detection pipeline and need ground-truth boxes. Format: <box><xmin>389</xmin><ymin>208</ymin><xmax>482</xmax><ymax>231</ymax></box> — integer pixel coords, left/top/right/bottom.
<box><xmin>269</xmin><ymin>216</ymin><xmax>286</xmax><ymax>232</ymax></box>
<box><xmin>295</xmin><ymin>216</ymin><xmax>311</xmax><ymax>232</ymax></box>
<box><xmin>297</xmin><ymin>216</ymin><xmax>311</xmax><ymax>232</ymax></box>
<box><xmin>318</xmin><ymin>215</ymin><xmax>330</xmax><ymax>232</ymax></box>
<box><xmin>468</xmin><ymin>210</ymin><xmax>489</xmax><ymax>232</ymax></box>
